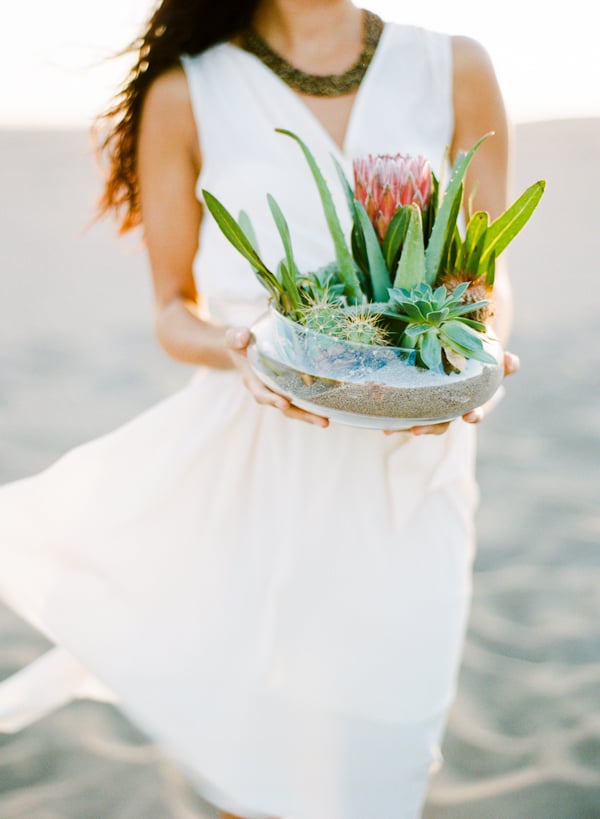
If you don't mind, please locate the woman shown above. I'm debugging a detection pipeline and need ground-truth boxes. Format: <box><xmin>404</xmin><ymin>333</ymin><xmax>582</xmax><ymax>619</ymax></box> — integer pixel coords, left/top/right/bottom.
<box><xmin>0</xmin><ymin>1</ymin><xmax>518</xmax><ymax>817</ymax></box>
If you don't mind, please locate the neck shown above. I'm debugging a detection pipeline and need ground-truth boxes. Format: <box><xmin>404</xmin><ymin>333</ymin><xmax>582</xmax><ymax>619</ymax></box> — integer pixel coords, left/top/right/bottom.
<box><xmin>251</xmin><ymin>1</ymin><xmax>363</xmax><ymax>67</ymax></box>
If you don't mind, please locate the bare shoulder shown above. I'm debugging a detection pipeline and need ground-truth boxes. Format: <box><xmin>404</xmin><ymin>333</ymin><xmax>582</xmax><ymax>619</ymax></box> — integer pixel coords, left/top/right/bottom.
<box><xmin>451</xmin><ymin>35</ymin><xmax>495</xmax><ymax>75</ymax></box>
<box><xmin>451</xmin><ymin>35</ymin><xmax>502</xmax><ymax>111</ymax></box>
<box><xmin>450</xmin><ymin>35</ymin><xmax>509</xmax><ymax>161</ymax></box>
<box><xmin>139</xmin><ymin>65</ymin><xmax>200</xmax><ymax>169</ymax></box>
<box><xmin>143</xmin><ymin>64</ymin><xmax>192</xmax><ymax>112</ymax></box>
<box><xmin>449</xmin><ymin>36</ymin><xmax>510</xmax><ymax>217</ymax></box>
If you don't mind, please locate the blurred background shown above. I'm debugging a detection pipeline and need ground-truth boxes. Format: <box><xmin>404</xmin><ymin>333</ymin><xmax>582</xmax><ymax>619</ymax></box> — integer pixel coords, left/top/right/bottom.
<box><xmin>1</xmin><ymin>1</ymin><xmax>599</xmax><ymax>817</ymax></box>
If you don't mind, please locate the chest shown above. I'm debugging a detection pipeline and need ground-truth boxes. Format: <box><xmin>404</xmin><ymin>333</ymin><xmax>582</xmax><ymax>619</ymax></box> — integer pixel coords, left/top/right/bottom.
<box><xmin>295</xmin><ymin>92</ymin><xmax>359</xmax><ymax>153</ymax></box>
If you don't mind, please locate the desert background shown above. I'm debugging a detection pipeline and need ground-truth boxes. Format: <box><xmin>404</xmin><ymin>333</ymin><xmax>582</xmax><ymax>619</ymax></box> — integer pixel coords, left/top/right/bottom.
<box><xmin>0</xmin><ymin>116</ymin><xmax>599</xmax><ymax>817</ymax></box>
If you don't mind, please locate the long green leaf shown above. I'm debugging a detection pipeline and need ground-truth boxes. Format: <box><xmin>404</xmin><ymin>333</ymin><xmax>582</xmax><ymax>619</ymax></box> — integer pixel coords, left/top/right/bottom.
<box><xmin>425</xmin><ymin>133</ymin><xmax>491</xmax><ymax>283</ymax></box>
<box><xmin>276</xmin><ymin>129</ymin><xmax>363</xmax><ymax>302</ymax></box>
<box><xmin>462</xmin><ymin>211</ymin><xmax>489</xmax><ymax>275</ymax></box>
<box><xmin>383</xmin><ymin>206</ymin><xmax>411</xmax><ymax>272</ymax></box>
<box><xmin>277</xmin><ymin>261</ymin><xmax>298</xmax><ymax>316</ymax></box>
<box><xmin>438</xmin><ymin>184</ymin><xmax>464</xmax><ymax>281</ymax></box>
<box><xmin>485</xmin><ymin>248</ymin><xmax>496</xmax><ymax>287</ymax></box>
<box><xmin>331</xmin><ymin>154</ymin><xmax>356</xmax><ymax>216</ymax></box>
<box><xmin>238</xmin><ymin>210</ymin><xmax>260</xmax><ymax>256</ymax></box>
<box><xmin>267</xmin><ymin>194</ymin><xmax>302</xmax><ymax>311</ymax></box>
<box><xmin>331</xmin><ymin>155</ymin><xmax>371</xmax><ymax>282</ymax></box>
<box><xmin>354</xmin><ymin>202</ymin><xmax>391</xmax><ymax>302</ymax></box>
<box><xmin>422</xmin><ymin>172</ymin><xmax>439</xmax><ymax>243</ymax></box>
<box><xmin>351</xmin><ymin>225</ymin><xmax>370</xmax><ymax>279</ymax></box>
<box><xmin>447</xmin><ymin>224</ymin><xmax>462</xmax><ymax>273</ymax></box>
<box><xmin>480</xmin><ymin>180</ymin><xmax>545</xmax><ymax>264</ymax></box>
<box><xmin>393</xmin><ymin>204</ymin><xmax>426</xmax><ymax>289</ymax></box>
<box><xmin>202</xmin><ymin>190</ymin><xmax>282</xmax><ymax>300</ymax></box>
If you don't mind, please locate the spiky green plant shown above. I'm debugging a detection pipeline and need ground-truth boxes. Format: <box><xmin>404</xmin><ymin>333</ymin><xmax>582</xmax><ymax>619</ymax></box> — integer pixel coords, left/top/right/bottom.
<box><xmin>296</xmin><ymin>263</ymin><xmax>346</xmax><ymax>303</ymax></box>
<box><xmin>388</xmin><ymin>282</ymin><xmax>497</xmax><ymax>372</ymax></box>
<box><xmin>342</xmin><ymin>311</ymin><xmax>389</xmax><ymax>345</ymax></box>
<box><xmin>299</xmin><ymin>295</ymin><xmax>347</xmax><ymax>335</ymax></box>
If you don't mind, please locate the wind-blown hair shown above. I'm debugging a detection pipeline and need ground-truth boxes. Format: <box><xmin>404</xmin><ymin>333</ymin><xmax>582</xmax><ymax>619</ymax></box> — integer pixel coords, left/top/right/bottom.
<box><xmin>94</xmin><ymin>0</ymin><xmax>259</xmax><ymax>232</ymax></box>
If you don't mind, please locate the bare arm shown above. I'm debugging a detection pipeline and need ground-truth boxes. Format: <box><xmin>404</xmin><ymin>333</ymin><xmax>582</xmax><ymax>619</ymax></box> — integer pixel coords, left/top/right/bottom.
<box><xmin>137</xmin><ymin>65</ymin><xmax>233</xmax><ymax>369</ymax></box>
<box><xmin>405</xmin><ymin>37</ymin><xmax>518</xmax><ymax>435</ymax></box>
<box><xmin>137</xmin><ymin>69</ymin><xmax>328</xmax><ymax>426</ymax></box>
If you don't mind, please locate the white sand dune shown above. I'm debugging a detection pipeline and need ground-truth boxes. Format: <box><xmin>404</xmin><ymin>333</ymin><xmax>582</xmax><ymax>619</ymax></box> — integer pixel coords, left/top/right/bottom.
<box><xmin>1</xmin><ymin>119</ymin><xmax>599</xmax><ymax>818</ymax></box>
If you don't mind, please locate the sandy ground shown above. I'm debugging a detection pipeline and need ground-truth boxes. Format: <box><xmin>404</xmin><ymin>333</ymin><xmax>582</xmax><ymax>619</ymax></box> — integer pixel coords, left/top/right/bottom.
<box><xmin>0</xmin><ymin>119</ymin><xmax>599</xmax><ymax>818</ymax></box>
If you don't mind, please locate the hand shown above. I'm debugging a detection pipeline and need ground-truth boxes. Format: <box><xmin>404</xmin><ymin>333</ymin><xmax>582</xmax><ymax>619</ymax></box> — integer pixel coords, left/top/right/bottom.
<box><xmin>225</xmin><ymin>327</ymin><xmax>329</xmax><ymax>428</ymax></box>
<box><xmin>384</xmin><ymin>351</ymin><xmax>520</xmax><ymax>437</ymax></box>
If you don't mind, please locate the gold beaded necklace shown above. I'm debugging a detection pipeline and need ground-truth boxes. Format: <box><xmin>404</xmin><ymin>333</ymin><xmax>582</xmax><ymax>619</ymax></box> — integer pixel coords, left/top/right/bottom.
<box><xmin>240</xmin><ymin>10</ymin><xmax>384</xmax><ymax>98</ymax></box>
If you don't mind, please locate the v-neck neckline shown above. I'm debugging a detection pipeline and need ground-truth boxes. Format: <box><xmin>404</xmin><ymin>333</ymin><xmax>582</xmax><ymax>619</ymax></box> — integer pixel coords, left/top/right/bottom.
<box><xmin>224</xmin><ymin>22</ymin><xmax>390</xmax><ymax>160</ymax></box>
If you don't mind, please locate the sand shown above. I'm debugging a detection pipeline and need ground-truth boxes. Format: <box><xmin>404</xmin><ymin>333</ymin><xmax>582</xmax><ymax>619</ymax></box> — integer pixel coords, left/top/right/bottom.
<box><xmin>1</xmin><ymin>119</ymin><xmax>599</xmax><ymax>818</ymax></box>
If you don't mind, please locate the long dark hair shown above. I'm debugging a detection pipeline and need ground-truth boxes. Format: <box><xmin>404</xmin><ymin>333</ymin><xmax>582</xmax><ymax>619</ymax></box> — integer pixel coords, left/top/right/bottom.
<box><xmin>94</xmin><ymin>0</ymin><xmax>259</xmax><ymax>233</ymax></box>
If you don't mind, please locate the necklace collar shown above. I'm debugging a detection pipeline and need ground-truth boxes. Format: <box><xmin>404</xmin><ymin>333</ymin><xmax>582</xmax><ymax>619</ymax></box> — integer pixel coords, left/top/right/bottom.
<box><xmin>240</xmin><ymin>10</ymin><xmax>384</xmax><ymax>98</ymax></box>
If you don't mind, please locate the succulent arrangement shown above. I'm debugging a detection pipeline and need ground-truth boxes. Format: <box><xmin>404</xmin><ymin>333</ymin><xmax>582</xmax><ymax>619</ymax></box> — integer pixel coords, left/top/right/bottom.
<box><xmin>203</xmin><ymin>129</ymin><xmax>545</xmax><ymax>374</ymax></box>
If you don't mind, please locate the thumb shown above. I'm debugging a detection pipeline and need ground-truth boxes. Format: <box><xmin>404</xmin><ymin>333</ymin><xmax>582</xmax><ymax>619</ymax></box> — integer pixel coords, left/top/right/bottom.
<box><xmin>225</xmin><ymin>326</ymin><xmax>251</xmax><ymax>351</ymax></box>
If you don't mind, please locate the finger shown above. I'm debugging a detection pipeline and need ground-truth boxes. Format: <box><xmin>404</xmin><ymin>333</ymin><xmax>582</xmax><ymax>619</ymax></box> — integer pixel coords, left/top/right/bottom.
<box><xmin>252</xmin><ymin>386</ymin><xmax>290</xmax><ymax>410</ymax></box>
<box><xmin>503</xmin><ymin>351</ymin><xmax>520</xmax><ymax>377</ymax></box>
<box><xmin>462</xmin><ymin>407</ymin><xmax>484</xmax><ymax>424</ymax></box>
<box><xmin>247</xmin><ymin>379</ymin><xmax>290</xmax><ymax>411</ymax></box>
<box><xmin>410</xmin><ymin>422</ymin><xmax>451</xmax><ymax>436</ymax></box>
<box><xmin>239</xmin><ymin>366</ymin><xmax>290</xmax><ymax>411</ymax></box>
<box><xmin>282</xmin><ymin>405</ymin><xmax>329</xmax><ymax>427</ymax></box>
<box><xmin>225</xmin><ymin>326</ymin><xmax>252</xmax><ymax>354</ymax></box>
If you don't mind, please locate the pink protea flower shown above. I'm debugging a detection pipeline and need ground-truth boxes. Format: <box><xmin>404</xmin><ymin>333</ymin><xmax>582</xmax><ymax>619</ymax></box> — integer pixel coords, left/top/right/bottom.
<box><xmin>353</xmin><ymin>153</ymin><xmax>433</xmax><ymax>242</ymax></box>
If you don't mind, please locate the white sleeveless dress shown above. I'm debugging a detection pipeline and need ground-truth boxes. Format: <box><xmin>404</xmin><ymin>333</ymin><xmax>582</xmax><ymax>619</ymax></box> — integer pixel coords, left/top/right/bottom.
<box><xmin>0</xmin><ymin>23</ymin><xmax>479</xmax><ymax>819</ymax></box>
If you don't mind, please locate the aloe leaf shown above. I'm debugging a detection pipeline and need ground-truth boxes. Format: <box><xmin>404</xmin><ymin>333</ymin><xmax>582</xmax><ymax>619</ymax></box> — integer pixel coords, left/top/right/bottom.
<box><xmin>437</xmin><ymin>182</ymin><xmax>463</xmax><ymax>280</ymax></box>
<box><xmin>331</xmin><ymin>155</ymin><xmax>372</xmax><ymax>289</ymax></box>
<box><xmin>331</xmin><ymin>154</ymin><xmax>357</xmax><ymax>216</ymax></box>
<box><xmin>267</xmin><ymin>194</ymin><xmax>302</xmax><ymax>311</ymax></box>
<box><xmin>462</xmin><ymin>211</ymin><xmax>489</xmax><ymax>275</ymax></box>
<box><xmin>276</xmin><ymin>128</ymin><xmax>363</xmax><ymax>302</ymax></box>
<box><xmin>425</xmin><ymin>133</ymin><xmax>491</xmax><ymax>283</ymax></box>
<box><xmin>393</xmin><ymin>204</ymin><xmax>427</xmax><ymax>289</ymax></box>
<box><xmin>480</xmin><ymin>180</ymin><xmax>546</xmax><ymax>264</ymax></box>
<box><xmin>422</xmin><ymin>172</ymin><xmax>439</xmax><ymax>243</ymax></box>
<box><xmin>383</xmin><ymin>206</ymin><xmax>411</xmax><ymax>272</ymax></box>
<box><xmin>351</xmin><ymin>225</ymin><xmax>369</xmax><ymax>277</ymax></box>
<box><xmin>420</xmin><ymin>329</ymin><xmax>443</xmax><ymax>370</ymax></box>
<box><xmin>354</xmin><ymin>202</ymin><xmax>392</xmax><ymax>302</ymax></box>
<box><xmin>202</xmin><ymin>189</ymin><xmax>282</xmax><ymax>301</ymax></box>
<box><xmin>446</xmin><ymin>224</ymin><xmax>462</xmax><ymax>274</ymax></box>
<box><xmin>485</xmin><ymin>248</ymin><xmax>496</xmax><ymax>287</ymax></box>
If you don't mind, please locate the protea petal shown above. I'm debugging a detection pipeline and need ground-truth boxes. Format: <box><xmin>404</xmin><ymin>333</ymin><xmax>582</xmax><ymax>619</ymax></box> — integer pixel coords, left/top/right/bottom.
<box><xmin>353</xmin><ymin>152</ymin><xmax>432</xmax><ymax>242</ymax></box>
